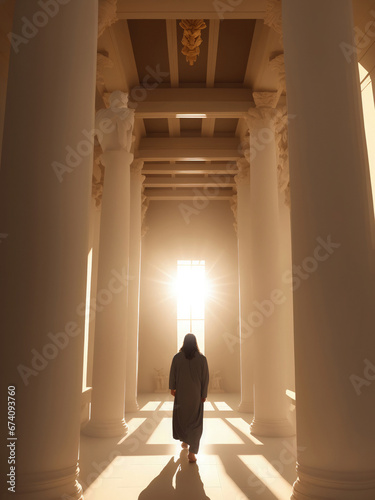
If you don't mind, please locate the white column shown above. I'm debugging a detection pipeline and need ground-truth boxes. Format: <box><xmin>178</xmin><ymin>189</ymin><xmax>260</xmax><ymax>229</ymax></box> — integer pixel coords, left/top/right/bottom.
<box><xmin>283</xmin><ymin>1</ymin><xmax>375</xmax><ymax>498</ymax></box>
<box><xmin>246</xmin><ymin>92</ymin><xmax>294</xmax><ymax>437</ymax></box>
<box><xmin>125</xmin><ymin>159</ymin><xmax>145</xmax><ymax>413</ymax></box>
<box><xmin>83</xmin><ymin>92</ymin><xmax>135</xmax><ymax>437</ymax></box>
<box><xmin>0</xmin><ymin>1</ymin><xmax>97</xmax><ymax>498</ymax></box>
<box><xmin>235</xmin><ymin>158</ymin><xmax>254</xmax><ymax>413</ymax></box>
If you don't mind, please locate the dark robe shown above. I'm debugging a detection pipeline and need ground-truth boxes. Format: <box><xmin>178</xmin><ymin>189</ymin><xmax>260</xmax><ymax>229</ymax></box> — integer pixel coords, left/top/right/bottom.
<box><xmin>169</xmin><ymin>351</ymin><xmax>209</xmax><ymax>454</ymax></box>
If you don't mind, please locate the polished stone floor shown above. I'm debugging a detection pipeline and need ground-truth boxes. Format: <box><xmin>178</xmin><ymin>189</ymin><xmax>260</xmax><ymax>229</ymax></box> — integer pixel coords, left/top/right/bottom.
<box><xmin>79</xmin><ymin>393</ymin><xmax>296</xmax><ymax>500</ymax></box>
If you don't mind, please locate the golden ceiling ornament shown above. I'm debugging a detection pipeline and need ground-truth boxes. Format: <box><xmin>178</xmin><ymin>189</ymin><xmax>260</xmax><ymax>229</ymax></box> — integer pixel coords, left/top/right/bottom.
<box><xmin>179</xmin><ymin>19</ymin><xmax>207</xmax><ymax>66</ymax></box>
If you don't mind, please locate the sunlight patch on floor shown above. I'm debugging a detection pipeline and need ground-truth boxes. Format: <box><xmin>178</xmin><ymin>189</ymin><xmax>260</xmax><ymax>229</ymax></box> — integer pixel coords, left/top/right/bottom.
<box><xmin>225</xmin><ymin>418</ymin><xmax>264</xmax><ymax>445</ymax></box>
<box><xmin>80</xmin><ymin>394</ymin><xmax>296</xmax><ymax>500</ymax></box>
<box><xmin>203</xmin><ymin>401</ymin><xmax>216</xmax><ymax>411</ymax></box>
<box><xmin>159</xmin><ymin>401</ymin><xmax>174</xmax><ymax>411</ymax></box>
<box><xmin>238</xmin><ymin>455</ymin><xmax>293</xmax><ymax>499</ymax></box>
<box><xmin>213</xmin><ymin>401</ymin><xmax>233</xmax><ymax>411</ymax></box>
<box><xmin>117</xmin><ymin>418</ymin><xmax>147</xmax><ymax>444</ymax></box>
<box><xmin>139</xmin><ymin>401</ymin><xmax>161</xmax><ymax>411</ymax></box>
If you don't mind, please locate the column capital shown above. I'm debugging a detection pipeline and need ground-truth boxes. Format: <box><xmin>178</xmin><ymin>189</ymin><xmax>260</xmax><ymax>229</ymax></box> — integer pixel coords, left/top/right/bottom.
<box><xmin>264</xmin><ymin>0</ymin><xmax>283</xmax><ymax>40</ymax></box>
<box><xmin>96</xmin><ymin>90</ymin><xmax>135</xmax><ymax>153</ymax></box>
<box><xmin>253</xmin><ymin>91</ymin><xmax>279</xmax><ymax>109</ymax></box>
<box><xmin>98</xmin><ymin>0</ymin><xmax>117</xmax><ymax>39</ymax></box>
<box><xmin>246</xmin><ymin>92</ymin><xmax>279</xmax><ymax>130</ymax></box>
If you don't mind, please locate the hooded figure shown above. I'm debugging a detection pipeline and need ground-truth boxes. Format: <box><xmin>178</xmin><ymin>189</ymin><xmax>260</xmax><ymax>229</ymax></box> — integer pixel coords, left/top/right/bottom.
<box><xmin>169</xmin><ymin>333</ymin><xmax>209</xmax><ymax>462</ymax></box>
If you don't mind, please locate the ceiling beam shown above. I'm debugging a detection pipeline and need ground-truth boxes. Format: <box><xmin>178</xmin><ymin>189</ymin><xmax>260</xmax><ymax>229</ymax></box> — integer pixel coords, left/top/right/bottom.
<box><xmin>132</xmin><ymin>88</ymin><xmax>252</xmax><ymax>119</ymax></box>
<box><xmin>137</xmin><ymin>137</ymin><xmax>241</xmax><ymax>161</ymax></box>
<box><xmin>206</xmin><ymin>19</ymin><xmax>220</xmax><ymax>88</ymax></box>
<box><xmin>202</xmin><ymin>118</ymin><xmax>216</xmax><ymax>137</ymax></box>
<box><xmin>142</xmin><ymin>163</ymin><xmax>238</xmax><ymax>174</ymax></box>
<box><xmin>168</xmin><ymin>118</ymin><xmax>181</xmax><ymax>137</ymax></box>
<box><xmin>98</xmin><ymin>20</ymin><xmax>139</xmax><ymax>93</ymax></box>
<box><xmin>243</xmin><ymin>19</ymin><xmax>281</xmax><ymax>91</ymax></box>
<box><xmin>144</xmin><ymin>188</ymin><xmax>235</xmax><ymax>201</ymax></box>
<box><xmin>117</xmin><ymin>0</ymin><xmax>266</xmax><ymax>20</ymax></box>
<box><xmin>166</xmin><ymin>20</ymin><xmax>179</xmax><ymax>87</ymax></box>
<box><xmin>144</xmin><ymin>177</ymin><xmax>236</xmax><ymax>188</ymax></box>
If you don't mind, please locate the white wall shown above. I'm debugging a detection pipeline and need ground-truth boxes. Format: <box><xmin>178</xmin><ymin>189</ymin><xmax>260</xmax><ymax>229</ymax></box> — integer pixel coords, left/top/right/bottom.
<box><xmin>138</xmin><ymin>199</ymin><xmax>240</xmax><ymax>393</ymax></box>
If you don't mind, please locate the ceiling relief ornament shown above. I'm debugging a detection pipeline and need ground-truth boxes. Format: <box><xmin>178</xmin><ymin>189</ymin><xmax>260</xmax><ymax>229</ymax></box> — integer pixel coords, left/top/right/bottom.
<box><xmin>179</xmin><ymin>19</ymin><xmax>207</xmax><ymax>66</ymax></box>
<box><xmin>264</xmin><ymin>0</ymin><xmax>283</xmax><ymax>40</ymax></box>
<box><xmin>98</xmin><ymin>0</ymin><xmax>117</xmax><ymax>39</ymax></box>
<box><xmin>275</xmin><ymin>106</ymin><xmax>291</xmax><ymax>208</ymax></box>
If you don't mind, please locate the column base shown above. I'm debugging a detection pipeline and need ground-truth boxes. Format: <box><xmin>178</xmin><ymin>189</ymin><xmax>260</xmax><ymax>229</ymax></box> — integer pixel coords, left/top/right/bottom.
<box><xmin>15</xmin><ymin>465</ymin><xmax>82</xmax><ymax>500</ymax></box>
<box><xmin>81</xmin><ymin>418</ymin><xmax>128</xmax><ymax>438</ymax></box>
<box><xmin>250</xmin><ymin>416</ymin><xmax>295</xmax><ymax>437</ymax></box>
<box><xmin>125</xmin><ymin>400</ymin><xmax>140</xmax><ymax>413</ymax></box>
<box><xmin>292</xmin><ymin>464</ymin><xmax>375</xmax><ymax>500</ymax></box>
<box><xmin>238</xmin><ymin>401</ymin><xmax>254</xmax><ymax>413</ymax></box>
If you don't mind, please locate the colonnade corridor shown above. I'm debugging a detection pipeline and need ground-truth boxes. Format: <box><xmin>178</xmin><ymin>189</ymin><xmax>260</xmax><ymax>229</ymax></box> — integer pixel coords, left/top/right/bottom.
<box><xmin>79</xmin><ymin>394</ymin><xmax>296</xmax><ymax>500</ymax></box>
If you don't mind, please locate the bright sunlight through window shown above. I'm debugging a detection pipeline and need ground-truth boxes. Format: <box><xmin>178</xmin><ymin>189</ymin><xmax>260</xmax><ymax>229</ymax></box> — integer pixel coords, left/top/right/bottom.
<box><xmin>359</xmin><ymin>63</ymin><xmax>375</xmax><ymax>216</ymax></box>
<box><xmin>176</xmin><ymin>260</ymin><xmax>205</xmax><ymax>353</ymax></box>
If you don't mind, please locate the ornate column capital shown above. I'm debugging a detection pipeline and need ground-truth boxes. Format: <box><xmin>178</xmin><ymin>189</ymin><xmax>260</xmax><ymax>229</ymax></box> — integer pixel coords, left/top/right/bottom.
<box><xmin>264</xmin><ymin>0</ymin><xmax>283</xmax><ymax>40</ymax></box>
<box><xmin>98</xmin><ymin>0</ymin><xmax>117</xmax><ymax>39</ymax></box>
<box><xmin>253</xmin><ymin>91</ymin><xmax>279</xmax><ymax>109</ymax></box>
<box><xmin>95</xmin><ymin>90</ymin><xmax>135</xmax><ymax>154</ymax></box>
<box><xmin>246</xmin><ymin>92</ymin><xmax>280</xmax><ymax>130</ymax></box>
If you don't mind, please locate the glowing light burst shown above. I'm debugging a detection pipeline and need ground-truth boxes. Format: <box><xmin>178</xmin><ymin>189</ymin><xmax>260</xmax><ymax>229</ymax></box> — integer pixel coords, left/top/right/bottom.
<box><xmin>175</xmin><ymin>260</ymin><xmax>207</xmax><ymax>352</ymax></box>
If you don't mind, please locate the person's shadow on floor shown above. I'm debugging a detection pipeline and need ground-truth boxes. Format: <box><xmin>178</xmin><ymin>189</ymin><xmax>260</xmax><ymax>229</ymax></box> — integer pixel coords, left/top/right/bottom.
<box><xmin>138</xmin><ymin>450</ymin><xmax>210</xmax><ymax>500</ymax></box>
